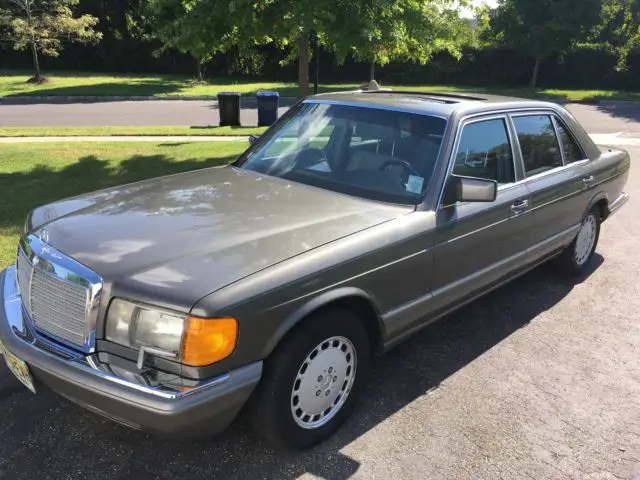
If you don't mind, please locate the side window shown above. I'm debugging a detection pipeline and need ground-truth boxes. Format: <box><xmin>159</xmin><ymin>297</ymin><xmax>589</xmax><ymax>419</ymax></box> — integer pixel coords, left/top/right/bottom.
<box><xmin>555</xmin><ymin>120</ymin><xmax>585</xmax><ymax>163</ymax></box>
<box><xmin>513</xmin><ymin>115</ymin><xmax>563</xmax><ymax>176</ymax></box>
<box><xmin>453</xmin><ymin>118</ymin><xmax>515</xmax><ymax>184</ymax></box>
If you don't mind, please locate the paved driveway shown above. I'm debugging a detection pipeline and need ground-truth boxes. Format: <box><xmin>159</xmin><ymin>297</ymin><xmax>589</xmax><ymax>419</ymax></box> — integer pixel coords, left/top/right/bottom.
<box><xmin>0</xmin><ymin>106</ymin><xmax>639</xmax><ymax>480</ymax></box>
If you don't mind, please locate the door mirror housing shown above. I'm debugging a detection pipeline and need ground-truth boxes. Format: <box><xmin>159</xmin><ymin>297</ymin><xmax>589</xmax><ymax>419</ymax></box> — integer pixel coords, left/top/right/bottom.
<box><xmin>249</xmin><ymin>134</ymin><xmax>261</xmax><ymax>146</ymax></box>
<box><xmin>443</xmin><ymin>175</ymin><xmax>498</xmax><ymax>206</ymax></box>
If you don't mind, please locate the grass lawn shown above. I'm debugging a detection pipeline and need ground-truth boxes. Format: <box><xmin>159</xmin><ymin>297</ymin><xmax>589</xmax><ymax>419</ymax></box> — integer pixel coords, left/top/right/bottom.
<box><xmin>0</xmin><ymin>126</ymin><xmax>268</xmax><ymax>137</ymax></box>
<box><xmin>2</xmin><ymin>70</ymin><xmax>640</xmax><ymax>102</ymax></box>
<box><xmin>0</xmin><ymin>141</ymin><xmax>247</xmax><ymax>269</ymax></box>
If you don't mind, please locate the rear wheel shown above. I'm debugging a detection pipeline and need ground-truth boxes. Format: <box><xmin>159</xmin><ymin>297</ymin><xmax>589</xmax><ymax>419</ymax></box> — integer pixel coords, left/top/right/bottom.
<box><xmin>557</xmin><ymin>207</ymin><xmax>601</xmax><ymax>275</ymax></box>
<box><xmin>249</xmin><ymin>308</ymin><xmax>371</xmax><ymax>449</ymax></box>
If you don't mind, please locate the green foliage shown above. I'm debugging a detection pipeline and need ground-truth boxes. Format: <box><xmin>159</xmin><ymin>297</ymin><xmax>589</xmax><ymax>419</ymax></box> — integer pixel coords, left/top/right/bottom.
<box><xmin>144</xmin><ymin>0</ymin><xmax>246</xmax><ymax>80</ymax></box>
<box><xmin>0</xmin><ymin>0</ymin><xmax>102</xmax><ymax>78</ymax></box>
<box><xmin>488</xmin><ymin>0</ymin><xmax>603</xmax><ymax>58</ymax></box>
<box><xmin>486</xmin><ymin>0</ymin><xmax>604</xmax><ymax>87</ymax></box>
<box><xmin>329</xmin><ymin>0</ymin><xmax>472</xmax><ymax>69</ymax></box>
<box><xmin>591</xmin><ymin>0</ymin><xmax>640</xmax><ymax>71</ymax></box>
<box><xmin>245</xmin><ymin>0</ymin><xmax>472</xmax><ymax>90</ymax></box>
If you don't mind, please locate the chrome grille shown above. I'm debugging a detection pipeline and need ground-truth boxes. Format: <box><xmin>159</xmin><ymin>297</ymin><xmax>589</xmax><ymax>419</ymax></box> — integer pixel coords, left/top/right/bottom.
<box><xmin>16</xmin><ymin>237</ymin><xmax>100</xmax><ymax>351</ymax></box>
<box><xmin>30</xmin><ymin>268</ymin><xmax>88</xmax><ymax>346</ymax></box>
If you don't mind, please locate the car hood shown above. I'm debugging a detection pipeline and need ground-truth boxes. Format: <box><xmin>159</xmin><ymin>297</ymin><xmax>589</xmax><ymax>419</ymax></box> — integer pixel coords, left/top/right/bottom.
<box><xmin>29</xmin><ymin>167</ymin><xmax>411</xmax><ymax>310</ymax></box>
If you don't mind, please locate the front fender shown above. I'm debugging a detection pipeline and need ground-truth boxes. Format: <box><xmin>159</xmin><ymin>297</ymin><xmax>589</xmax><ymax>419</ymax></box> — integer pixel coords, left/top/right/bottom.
<box><xmin>261</xmin><ymin>287</ymin><xmax>383</xmax><ymax>358</ymax></box>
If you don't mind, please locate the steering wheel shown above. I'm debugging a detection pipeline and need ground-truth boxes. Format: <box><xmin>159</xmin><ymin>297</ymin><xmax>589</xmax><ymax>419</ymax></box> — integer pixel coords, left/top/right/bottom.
<box><xmin>379</xmin><ymin>158</ymin><xmax>420</xmax><ymax>179</ymax></box>
<box><xmin>294</xmin><ymin>147</ymin><xmax>329</xmax><ymax>170</ymax></box>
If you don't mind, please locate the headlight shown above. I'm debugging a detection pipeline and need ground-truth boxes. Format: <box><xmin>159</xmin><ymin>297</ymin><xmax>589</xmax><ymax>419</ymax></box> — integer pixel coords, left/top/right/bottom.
<box><xmin>106</xmin><ymin>299</ymin><xmax>238</xmax><ymax>367</ymax></box>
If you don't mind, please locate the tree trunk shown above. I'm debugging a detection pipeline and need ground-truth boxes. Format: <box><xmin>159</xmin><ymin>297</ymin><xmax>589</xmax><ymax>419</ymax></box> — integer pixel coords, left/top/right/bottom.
<box><xmin>196</xmin><ymin>57</ymin><xmax>204</xmax><ymax>82</ymax></box>
<box><xmin>369</xmin><ymin>60</ymin><xmax>376</xmax><ymax>82</ymax></box>
<box><xmin>530</xmin><ymin>55</ymin><xmax>542</xmax><ymax>89</ymax></box>
<box><xmin>298</xmin><ymin>34</ymin><xmax>310</xmax><ymax>97</ymax></box>
<box><xmin>30</xmin><ymin>42</ymin><xmax>41</xmax><ymax>80</ymax></box>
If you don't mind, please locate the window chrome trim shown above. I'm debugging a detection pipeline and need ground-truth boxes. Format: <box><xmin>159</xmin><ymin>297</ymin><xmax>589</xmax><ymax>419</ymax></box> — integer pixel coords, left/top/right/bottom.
<box><xmin>436</xmin><ymin>113</ymin><xmax>518</xmax><ymax>211</ymax></box>
<box><xmin>17</xmin><ymin>234</ymin><xmax>103</xmax><ymax>354</ymax></box>
<box><xmin>496</xmin><ymin>159</ymin><xmax>590</xmax><ymax>193</ymax></box>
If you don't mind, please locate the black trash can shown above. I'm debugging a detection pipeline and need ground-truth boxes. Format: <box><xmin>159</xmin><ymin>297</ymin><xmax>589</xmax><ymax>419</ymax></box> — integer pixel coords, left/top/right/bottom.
<box><xmin>218</xmin><ymin>91</ymin><xmax>241</xmax><ymax>127</ymax></box>
<box><xmin>256</xmin><ymin>91</ymin><xmax>280</xmax><ymax>127</ymax></box>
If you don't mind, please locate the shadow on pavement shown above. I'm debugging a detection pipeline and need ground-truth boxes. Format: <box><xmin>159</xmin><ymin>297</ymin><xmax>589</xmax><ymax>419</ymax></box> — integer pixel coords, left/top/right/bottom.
<box><xmin>595</xmin><ymin>102</ymin><xmax>640</xmax><ymax>124</ymax></box>
<box><xmin>0</xmin><ymin>225</ymin><xmax>603</xmax><ymax>479</ymax></box>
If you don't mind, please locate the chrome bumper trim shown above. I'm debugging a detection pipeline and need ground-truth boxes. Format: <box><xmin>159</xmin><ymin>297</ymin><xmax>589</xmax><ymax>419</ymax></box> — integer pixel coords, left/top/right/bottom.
<box><xmin>2</xmin><ymin>266</ymin><xmax>229</xmax><ymax>400</ymax></box>
<box><xmin>609</xmin><ymin>192</ymin><xmax>629</xmax><ymax>217</ymax></box>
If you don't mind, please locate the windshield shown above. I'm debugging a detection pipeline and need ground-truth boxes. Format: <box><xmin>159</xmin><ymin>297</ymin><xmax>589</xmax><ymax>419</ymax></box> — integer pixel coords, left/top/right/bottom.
<box><xmin>237</xmin><ymin>103</ymin><xmax>447</xmax><ymax>204</ymax></box>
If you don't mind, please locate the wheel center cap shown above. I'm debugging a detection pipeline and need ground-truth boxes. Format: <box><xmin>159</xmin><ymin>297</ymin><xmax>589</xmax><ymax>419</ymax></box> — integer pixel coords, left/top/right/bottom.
<box><xmin>298</xmin><ymin>349</ymin><xmax>347</xmax><ymax>414</ymax></box>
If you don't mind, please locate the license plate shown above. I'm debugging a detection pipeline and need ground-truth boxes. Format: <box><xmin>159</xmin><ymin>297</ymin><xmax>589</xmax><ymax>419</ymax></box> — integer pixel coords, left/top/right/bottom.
<box><xmin>0</xmin><ymin>340</ymin><xmax>36</xmax><ymax>394</ymax></box>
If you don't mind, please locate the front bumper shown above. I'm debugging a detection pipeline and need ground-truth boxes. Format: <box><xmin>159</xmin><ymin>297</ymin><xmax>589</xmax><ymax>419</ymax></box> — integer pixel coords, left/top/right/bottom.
<box><xmin>0</xmin><ymin>266</ymin><xmax>262</xmax><ymax>437</ymax></box>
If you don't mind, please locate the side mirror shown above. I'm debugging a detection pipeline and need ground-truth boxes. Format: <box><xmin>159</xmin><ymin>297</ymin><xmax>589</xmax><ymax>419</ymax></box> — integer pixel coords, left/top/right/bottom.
<box><xmin>249</xmin><ymin>134</ymin><xmax>261</xmax><ymax>146</ymax></box>
<box><xmin>443</xmin><ymin>174</ymin><xmax>497</xmax><ymax>206</ymax></box>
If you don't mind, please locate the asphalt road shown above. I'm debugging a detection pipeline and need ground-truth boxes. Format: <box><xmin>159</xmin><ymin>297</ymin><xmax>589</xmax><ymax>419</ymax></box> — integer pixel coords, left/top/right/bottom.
<box><xmin>1</xmin><ymin>106</ymin><xmax>639</xmax><ymax>480</ymax></box>
<box><xmin>1</xmin><ymin>97</ymin><xmax>639</xmax><ymax>136</ymax></box>
<box><xmin>0</xmin><ymin>98</ymin><xmax>298</xmax><ymax>127</ymax></box>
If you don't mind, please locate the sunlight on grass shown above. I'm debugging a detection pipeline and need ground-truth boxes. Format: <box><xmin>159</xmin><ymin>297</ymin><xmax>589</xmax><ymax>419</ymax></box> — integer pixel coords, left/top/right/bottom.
<box><xmin>0</xmin><ymin>141</ymin><xmax>247</xmax><ymax>268</ymax></box>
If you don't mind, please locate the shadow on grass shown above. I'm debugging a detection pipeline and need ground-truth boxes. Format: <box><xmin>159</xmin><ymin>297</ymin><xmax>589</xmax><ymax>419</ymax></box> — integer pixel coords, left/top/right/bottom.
<box><xmin>0</xmin><ymin>147</ymin><xmax>605</xmax><ymax>478</ymax></box>
<box><xmin>4</xmin><ymin>81</ymin><xmax>185</xmax><ymax>100</ymax></box>
<box><xmin>0</xmin><ymin>153</ymin><xmax>236</xmax><ymax>234</ymax></box>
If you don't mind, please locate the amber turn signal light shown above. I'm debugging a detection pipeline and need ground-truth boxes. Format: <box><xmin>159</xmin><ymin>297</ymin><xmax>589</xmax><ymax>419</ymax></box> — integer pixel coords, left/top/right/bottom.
<box><xmin>181</xmin><ymin>317</ymin><xmax>238</xmax><ymax>366</ymax></box>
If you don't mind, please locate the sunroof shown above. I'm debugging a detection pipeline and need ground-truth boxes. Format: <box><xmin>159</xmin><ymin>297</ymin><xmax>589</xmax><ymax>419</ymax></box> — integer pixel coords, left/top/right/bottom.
<box><xmin>365</xmin><ymin>90</ymin><xmax>486</xmax><ymax>102</ymax></box>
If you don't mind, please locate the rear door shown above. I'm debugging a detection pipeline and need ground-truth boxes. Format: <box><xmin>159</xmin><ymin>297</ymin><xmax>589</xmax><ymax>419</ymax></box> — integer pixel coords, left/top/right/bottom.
<box><xmin>510</xmin><ymin>113</ymin><xmax>590</xmax><ymax>259</ymax></box>
<box><xmin>429</xmin><ymin>115</ymin><xmax>534</xmax><ymax>315</ymax></box>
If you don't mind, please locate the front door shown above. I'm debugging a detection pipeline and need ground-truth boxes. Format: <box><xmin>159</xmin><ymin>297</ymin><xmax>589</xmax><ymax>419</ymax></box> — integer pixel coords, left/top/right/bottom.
<box><xmin>429</xmin><ymin>116</ymin><xmax>534</xmax><ymax>316</ymax></box>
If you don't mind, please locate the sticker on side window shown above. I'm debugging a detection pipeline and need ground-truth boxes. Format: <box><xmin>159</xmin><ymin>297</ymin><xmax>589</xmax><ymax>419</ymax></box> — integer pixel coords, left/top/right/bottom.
<box><xmin>406</xmin><ymin>175</ymin><xmax>424</xmax><ymax>194</ymax></box>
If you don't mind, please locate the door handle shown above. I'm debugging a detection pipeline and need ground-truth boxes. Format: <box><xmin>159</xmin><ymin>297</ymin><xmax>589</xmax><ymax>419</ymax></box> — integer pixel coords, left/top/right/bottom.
<box><xmin>582</xmin><ymin>175</ymin><xmax>595</xmax><ymax>186</ymax></box>
<box><xmin>510</xmin><ymin>199</ymin><xmax>529</xmax><ymax>215</ymax></box>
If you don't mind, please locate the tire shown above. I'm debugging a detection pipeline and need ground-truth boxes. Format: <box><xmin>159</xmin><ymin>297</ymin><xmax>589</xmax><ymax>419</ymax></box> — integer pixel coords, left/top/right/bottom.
<box><xmin>557</xmin><ymin>207</ymin><xmax>601</xmax><ymax>276</ymax></box>
<box><xmin>248</xmin><ymin>307</ymin><xmax>371</xmax><ymax>449</ymax></box>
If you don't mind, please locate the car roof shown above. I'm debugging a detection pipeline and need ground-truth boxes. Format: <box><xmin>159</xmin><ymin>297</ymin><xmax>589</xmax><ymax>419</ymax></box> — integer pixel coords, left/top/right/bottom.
<box><xmin>306</xmin><ymin>90</ymin><xmax>560</xmax><ymax>118</ymax></box>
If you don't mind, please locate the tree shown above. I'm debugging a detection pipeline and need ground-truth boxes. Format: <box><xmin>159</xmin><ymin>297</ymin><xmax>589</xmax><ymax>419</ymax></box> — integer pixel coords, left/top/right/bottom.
<box><xmin>250</xmin><ymin>0</ymin><xmax>472</xmax><ymax>96</ymax></box>
<box><xmin>592</xmin><ymin>0</ymin><xmax>640</xmax><ymax>71</ymax></box>
<box><xmin>0</xmin><ymin>0</ymin><xmax>102</xmax><ymax>82</ymax></box>
<box><xmin>144</xmin><ymin>0</ymin><xmax>244</xmax><ymax>82</ymax></box>
<box><xmin>329</xmin><ymin>0</ymin><xmax>472</xmax><ymax>82</ymax></box>
<box><xmin>246</xmin><ymin>0</ymin><xmax>331</xmax><ymax>97</ymax></box>
<box><xmin>487</xmin><ymin>0</ymin><xmax>603</xmax><ymax>89</ymax></box>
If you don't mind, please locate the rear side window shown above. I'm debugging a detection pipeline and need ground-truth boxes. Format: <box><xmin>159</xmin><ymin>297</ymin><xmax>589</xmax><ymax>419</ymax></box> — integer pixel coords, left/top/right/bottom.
<box><xmin>555</xmin><ymin>121</ymin><xmax>584</xmax><ymax>163</ymax></box>
<box><xmin>453</xmin><ymin>118</ymin><xmax>515</xmax><ymax>184</ymax></box>
<box><xmin>513</xmin><ymin>115</ymin><xmax>563</xmax><ymax>176</ymax></box>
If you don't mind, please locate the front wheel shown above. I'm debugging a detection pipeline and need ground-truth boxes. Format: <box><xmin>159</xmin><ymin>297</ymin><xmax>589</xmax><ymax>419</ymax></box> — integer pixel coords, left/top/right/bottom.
<box><xmin>248</xmin><ymin>308</ymin><xmax>371</xmax><ymax>449</ymax></box>
<box><xmin>557</xmin><ymin>207</ymin><xmax>601</xmax><ymax>276</ymax></box>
